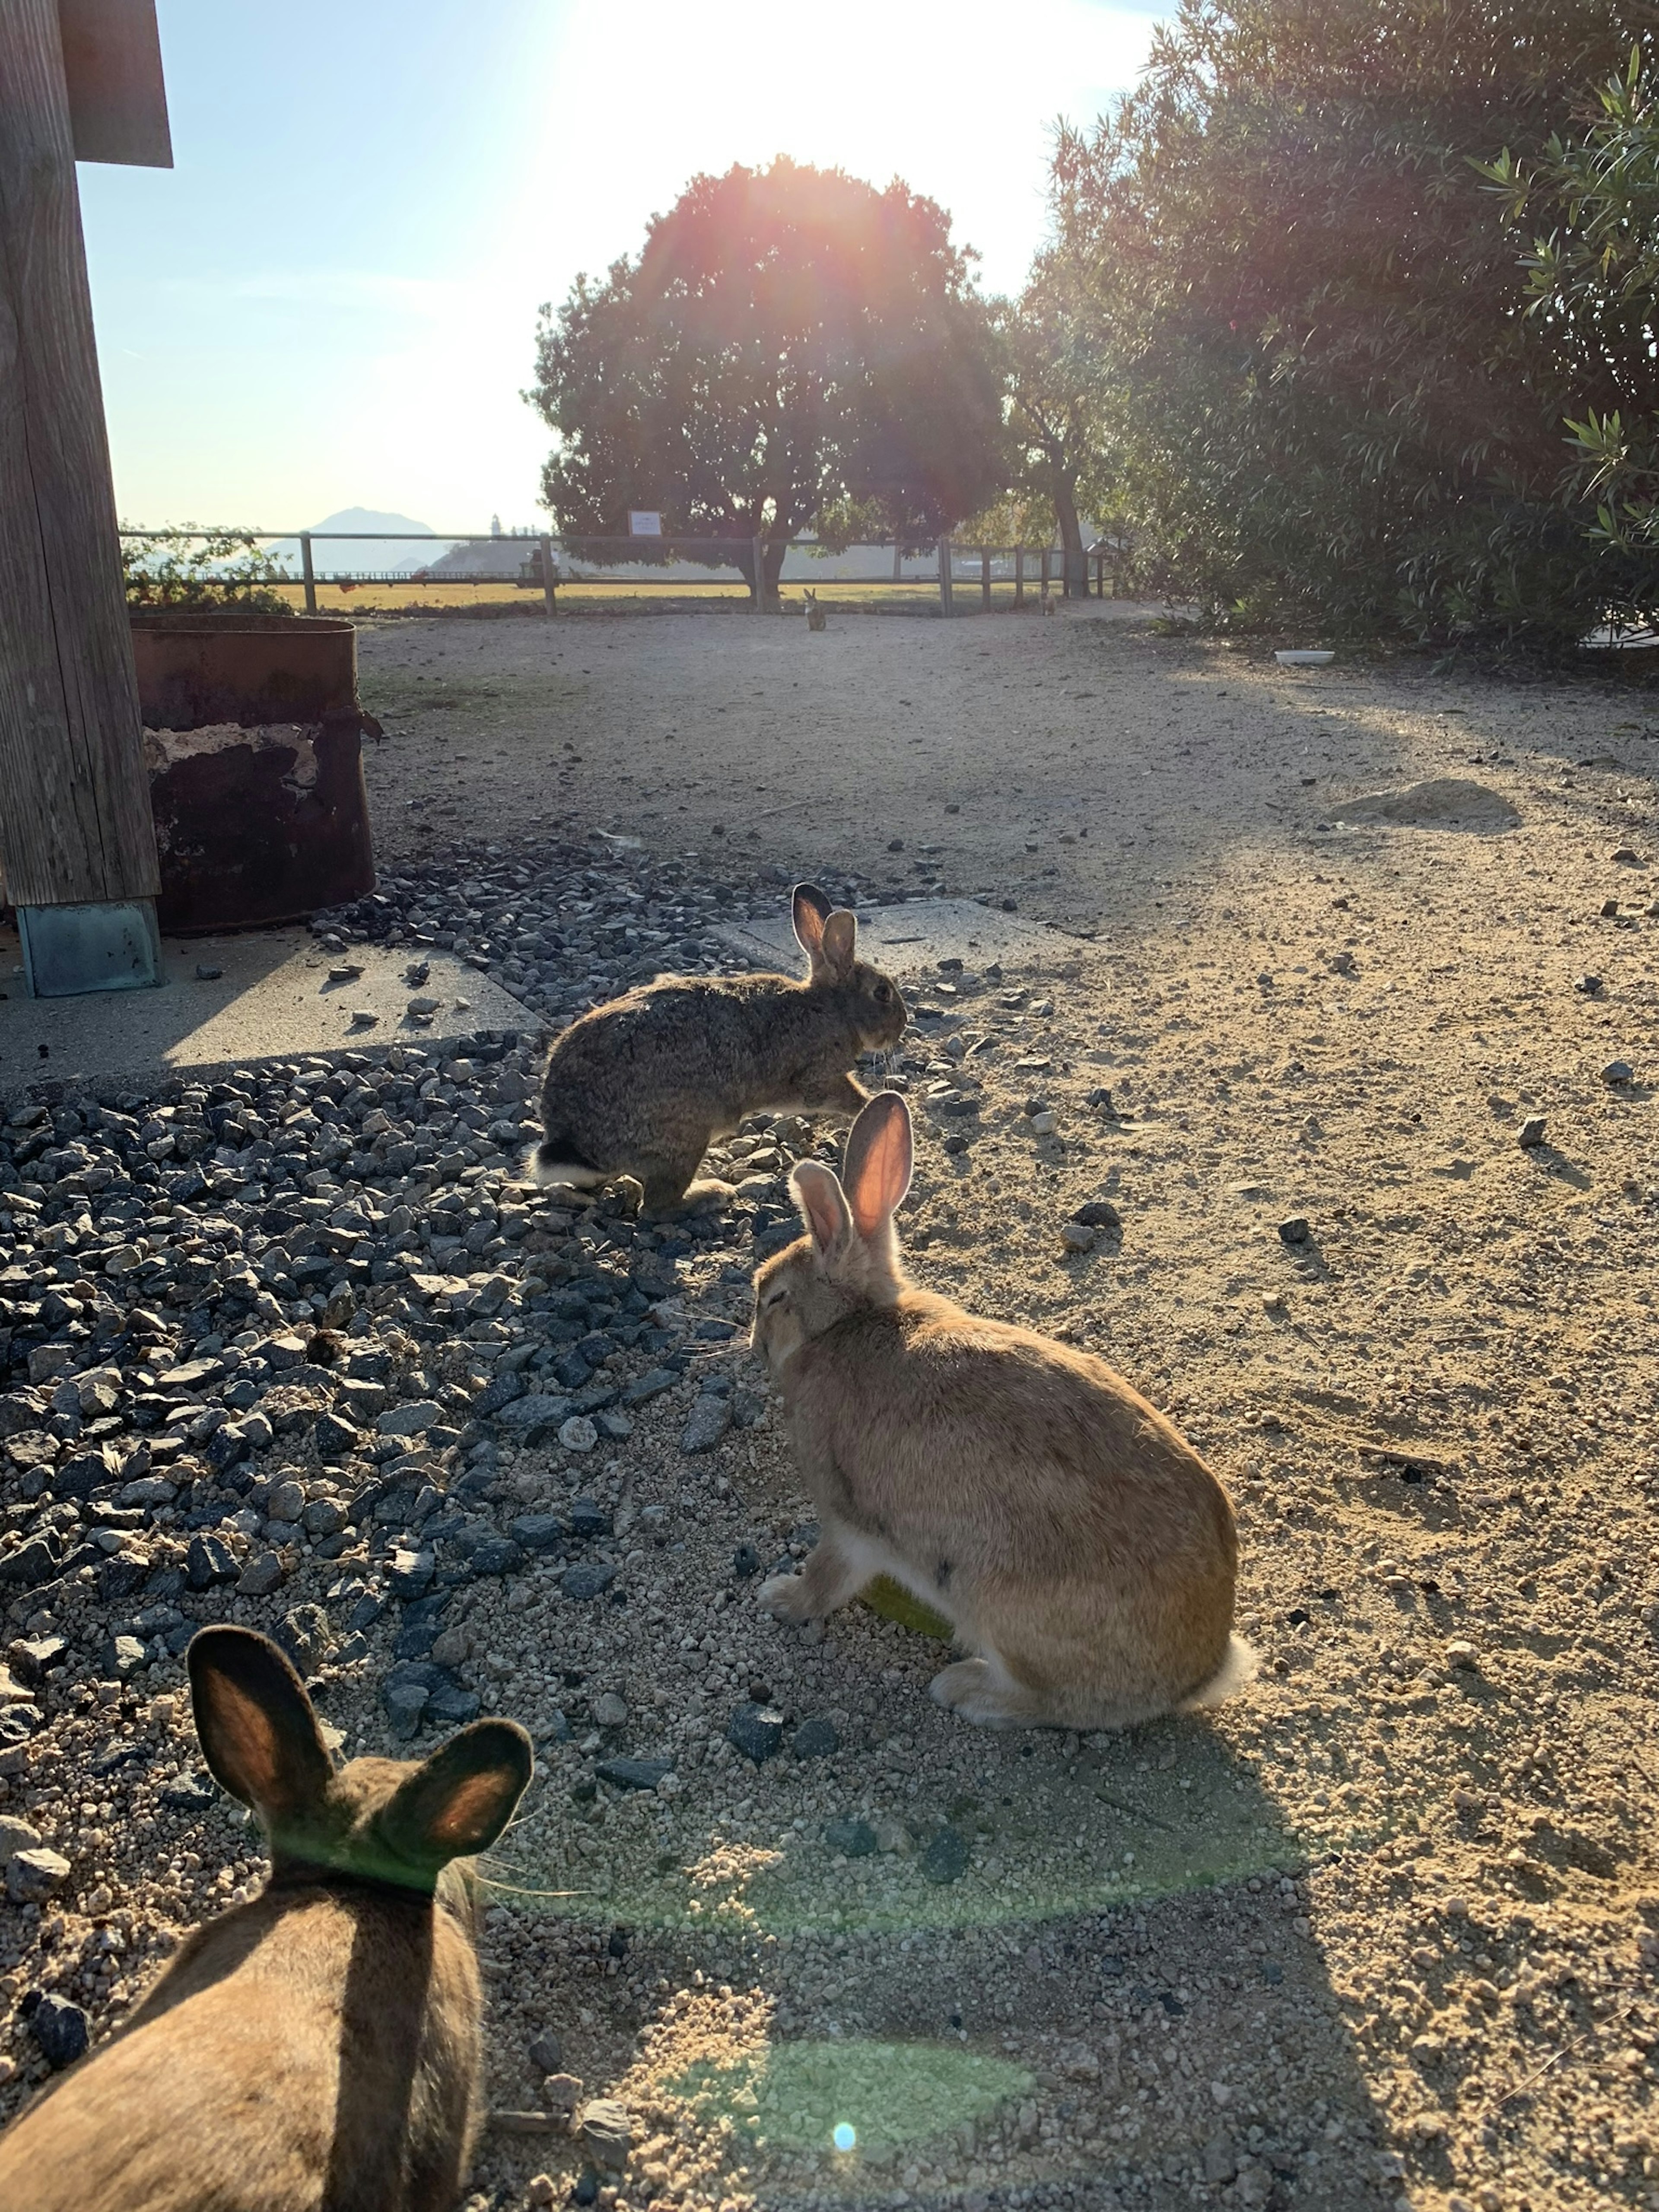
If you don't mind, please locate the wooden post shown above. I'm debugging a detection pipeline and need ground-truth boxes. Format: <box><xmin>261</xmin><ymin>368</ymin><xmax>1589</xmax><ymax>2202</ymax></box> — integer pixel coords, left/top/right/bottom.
<box><xmin>980</xmin><ymin>547</ymin><xmax>992</xmax><ymax>610</ymax></box>
<box><xmin>300</xmin><ymin>531</ymin><xmax>318</xmax><ymax>614</ymax></box>
<box><xmin>751</xmin><ymin>532</ymin><xmax>765</xmax><ymax>611</ymax></box>
<box><xmin>0</xmin><ymin>0</ymin><xmax>163</xmax><ymax>994</ymax></box>
<box><xmin>538</xmin><ymin>534</ymin><xmax>557</xmax><ymax>617</ymax></box>
<box><xmin>1014</xmin><ymin>545</ymin><xmax>1025</xmax><ymax>607</ymax></box>
<box><xmin>892</xmin><ymin>541</ymin><xmax>903</xmax><ymax>582</ymax></box>
<box><xmin>938</xmin><ymin>538</ymin><xmax>953</xmax><ymax>617</ymax></box>
<box><xmin>1040</xmin><ymin>547</ymin><xmax>1051</xmax><ymax>604</ymax></box>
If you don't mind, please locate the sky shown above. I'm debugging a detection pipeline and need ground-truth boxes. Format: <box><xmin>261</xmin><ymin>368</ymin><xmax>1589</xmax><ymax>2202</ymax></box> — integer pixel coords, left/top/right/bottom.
<box><xmin>82</xmin><ymin>1</ymin><xmax>1163</xmax><ymax>535</ymax></box>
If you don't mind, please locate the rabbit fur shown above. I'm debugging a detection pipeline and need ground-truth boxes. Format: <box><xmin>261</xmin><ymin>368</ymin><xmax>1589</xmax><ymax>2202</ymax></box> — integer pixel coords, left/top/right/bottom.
<box><xmin>750</xmin><ymin>1092</ymin><xmax>1255</xmax><ymax>1729</ymax></box>
<box><xmin>529</xmin><ymin>882</ymin><xmax>906</xmax><ymax>1211</ymax></box>
<box><xmin>0</xmin><ymin>1627</ymin><xmax>532</xmax><ymax>2212</ymax></box>
<box><xmin>804</xmin><ymin>589</ymin><xmax>828</xmax><ymax>631</ymax></box>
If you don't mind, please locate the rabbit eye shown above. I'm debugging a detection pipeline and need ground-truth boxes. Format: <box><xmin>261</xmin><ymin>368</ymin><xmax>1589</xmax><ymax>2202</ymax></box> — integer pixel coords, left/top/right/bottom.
<box><xmin>763</xmin><ymin>1287</ymin><xmax>787</xmax><ymax>1309</ymax></box>
<box><xmin>874</xmin><ymin>983</ymin><xmax>891</xmax><ymax>1003</ymax></box>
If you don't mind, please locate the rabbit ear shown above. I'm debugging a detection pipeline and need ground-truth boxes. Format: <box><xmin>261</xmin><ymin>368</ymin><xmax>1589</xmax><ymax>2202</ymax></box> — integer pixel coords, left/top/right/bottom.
<box><xmin>792</xmin><ymin>882</ymin><xmax>834</xmax><ymax>958</ymax></box>
<box><xmin>378</xmin><ymin>1720</ymin><xmax>534</xmax><ymax>1870</ymax></box>
<box><xmin>188</xmin><ymin>1627</ymin><xmax>334</xmax><ymax>1822</ymax></box>
<box><xmin>791</xmin><ymin>1160</ymin><xmax>853</xmax><ymax>1256</ymax></box>
<box><xmin>820</xmin><ymin>909</ymin><xmax>857</xmax><ymax>977</ymax></box>
<box><xmin>843</xmin><ymin>1091</ymin><xmax>912</xmax><ymax>1239</ymax></box>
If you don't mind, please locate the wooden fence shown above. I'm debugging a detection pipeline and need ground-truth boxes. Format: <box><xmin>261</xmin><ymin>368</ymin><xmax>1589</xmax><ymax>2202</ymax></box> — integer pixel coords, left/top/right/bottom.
<box><xmin>119</xmin><ymin>529</ymin><xmax>1119</xmax><ymax>615</ymax></box>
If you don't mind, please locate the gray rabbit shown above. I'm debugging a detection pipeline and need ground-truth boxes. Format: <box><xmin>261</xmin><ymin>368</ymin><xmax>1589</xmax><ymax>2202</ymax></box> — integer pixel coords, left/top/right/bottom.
<box><xmin>530</xmin><ymin>883</ymin><xmax>907</xmax><ymax>1211</ymax></box>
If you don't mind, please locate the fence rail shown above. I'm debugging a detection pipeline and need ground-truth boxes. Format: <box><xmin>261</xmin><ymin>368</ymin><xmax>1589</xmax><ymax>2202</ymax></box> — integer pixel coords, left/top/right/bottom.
<box><xmin>118</xmin><ymin>528</ymin><xmax>1120</xmax><ymax>615</ymax></box>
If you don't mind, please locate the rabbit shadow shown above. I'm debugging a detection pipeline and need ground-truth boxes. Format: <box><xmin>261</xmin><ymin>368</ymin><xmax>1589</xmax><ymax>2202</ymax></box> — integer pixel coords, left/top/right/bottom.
<box><xmin>489</xmin><ymin>1703</ymin><xmax>1405</xmax><ymax>2211</ymax></box>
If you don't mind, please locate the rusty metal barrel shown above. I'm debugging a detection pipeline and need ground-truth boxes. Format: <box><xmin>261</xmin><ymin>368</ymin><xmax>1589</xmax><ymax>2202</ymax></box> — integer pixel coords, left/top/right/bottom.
<box><xmin>128</xmin><ymin>613</ymin><xmax>377</xmax><ymax>933</ymax></box>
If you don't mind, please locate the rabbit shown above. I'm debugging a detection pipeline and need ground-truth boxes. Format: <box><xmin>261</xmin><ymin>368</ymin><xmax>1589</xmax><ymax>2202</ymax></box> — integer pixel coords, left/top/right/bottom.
<box><xmin>804</xmin><ymin>588</ymin><xmax>828</xmax><ymax>632</ymax></box>
<box><xmin>0</xmin><ymin>1626</ymin><xmax>533</xmax><ymax>2212</ymax></box>
<box><xmin>750</xmin><ymin>1091</ymin><xmax>1255</xmax><ymax>1730</ymax></box>
<box><xmin>528</xmin><ymin>882</ymin><xmax>907</xmax><ymax>1213</ymax></box>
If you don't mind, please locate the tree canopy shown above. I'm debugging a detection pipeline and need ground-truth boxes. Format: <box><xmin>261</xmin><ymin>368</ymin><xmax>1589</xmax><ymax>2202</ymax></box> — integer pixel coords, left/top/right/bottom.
<box><xmin>1048</xmin><ymin>0</ymin><xmax>1659</xmax><ymax>648</ymax></box>
<box><xmin>528</xmin><ymin>158</ymin><xmax>1006</xmax><ymax>597</ymax></box>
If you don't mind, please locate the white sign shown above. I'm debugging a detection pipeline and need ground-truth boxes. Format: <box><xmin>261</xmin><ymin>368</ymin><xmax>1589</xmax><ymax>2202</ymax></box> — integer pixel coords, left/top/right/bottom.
<box><xmin>628</xmin><ymin>511</ymin><xmax>663</xmax><ymax>536</ymax></box>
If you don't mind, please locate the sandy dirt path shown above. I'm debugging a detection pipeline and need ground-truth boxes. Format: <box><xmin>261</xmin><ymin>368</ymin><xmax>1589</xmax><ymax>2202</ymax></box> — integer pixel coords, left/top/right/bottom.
<box><xmin>358</xmin><ymin>604</ymin><xmax>1659</xmax><ymax>2210</ymax></box>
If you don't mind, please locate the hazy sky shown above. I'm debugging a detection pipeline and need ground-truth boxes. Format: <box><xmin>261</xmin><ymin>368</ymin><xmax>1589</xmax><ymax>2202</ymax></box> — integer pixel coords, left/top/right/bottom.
<box><xmin>83</xmin><ymin>1</ymin><xmax>1161</xmax><ymax>534</ymax></box>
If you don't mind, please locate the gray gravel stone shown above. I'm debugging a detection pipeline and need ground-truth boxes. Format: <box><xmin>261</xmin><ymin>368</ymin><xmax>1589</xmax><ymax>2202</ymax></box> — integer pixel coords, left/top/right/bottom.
<box><xmin>28</xmin><ymin>1992</ymin><xmax>88</xmax><ymax>2069</ymax></box>
<box><xmin>727</xmin><ymin>1701</ymin><xmax>786</xmax><ymax>1762</ymax></box>
<box><xmin>680</xmin><ymin>1395</ymin><xmax>732</xmax><ymax>1454</ymax></box>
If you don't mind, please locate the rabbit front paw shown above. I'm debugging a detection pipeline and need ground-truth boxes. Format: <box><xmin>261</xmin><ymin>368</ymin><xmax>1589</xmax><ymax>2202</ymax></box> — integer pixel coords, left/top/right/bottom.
<box><xmin>758</xmin><ymin>1572</ymin><xmax>814</xmax><ymax>1624</ymax></box>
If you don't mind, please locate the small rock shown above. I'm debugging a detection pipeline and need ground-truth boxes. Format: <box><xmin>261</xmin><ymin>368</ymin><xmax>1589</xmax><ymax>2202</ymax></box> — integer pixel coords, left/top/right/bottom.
<box><xmin>235</xmin><ymin>1548</ymin><xmax>286</xmax><ymax>1597</ymax></box>
<box><xmin>528</xmin><ymin>2030</ymin><xmax>564</xmax><ymax>2075</ymax></box>
<box><xmin>383</xmin><ymin>1680</ymin><xmax>429</xmax><ymax>1738</ymax></box>
<box><xmin>591</xmin><ymin>1692</ymin><xmax>628</xmax><ymax>1727</ymax></box>
<box><xmin>407</xmin><ymin>995</ymin><xmax>439</xmax><ymax>1016</ymax></box>
<box><xmin>579</xmin><ymin>2098</ymin><xmax>632</xmax><ymax>2173</ymax></box>
<box><xmin>29</xmin><ymin>1993</ymin><xmax>88</xmax><ymax>2069</ymax></box>
<box><xmin>527</xmin><ymin>2177</ymin><xmax>557</xmax><ymax>2209</ymax></box>
<box><xmin>1611</xmin><ymin>845</ymin><xmax>1644</xmax><ymax>864</ymax></box>
<box><xmin>1071</xmin><ymin>1198</ymin><xmax>1121</xmax><ymax>1229</ymax></box>
<box><xmin>349</xmin><ymin>1010</ymin><xmax>379</xmax><ymax>1030</ymax></box>
<box><xmin>1601</xmin><ymin>897</ymin><xmax>1622</xmax><ymax>918</ymax></box>
<box><xmin>680</xmin><ymin>1395</ymin><xmax>731</xmax><ymax>1454</ymax></box>
<box><xmin>596</xmin><ymin>1756</ymin><xmax>672</xmax><ymax>1792</ymax></box>
<box><xmin>187</xmin><ymin>1533</ymin><xmax>238</xmax><ymax>1589</ymax></box>
<box><xmin>561</xmin><ymin>1562</ymin><xmax>616</xmax><ymax>1602</ymax></box>
<box><xmin>922</xmin><ymin>1826</ymin><xmax>970</xmax><ymax>1884</ymax></box>
<box><xmin>558</xmin><ymin>1415</ymin><xmax>598</xmax><ymax>1453</ymax></box>
<box><xmin>1059</xmin><ymin>1222</ymin><xmax>1095</xmax><ymax>1254</ymax></box>
<box><xmin>1445</xmin><ymin>1641</ymin><xmax>1479</xmax><ymax>1671</ymax></box>
<box><xmin>1602</xmin><ymin>1058</ymin><xmax>1634</xmax><ymax>1084</ymax></box>
<box><xmin>1277</xmin><ymin>1216</ymin><xmax>1310</xmax><ymax>1245</ymax></box>
<box><xmin>1028</xmin><ymin>1110</ymin><xmax>1058</xmax><ymax>1137</ymax></box>
<box><xmin>1574</xmin><ymin>972</ymin><xmax>1602</xmax><ymax>994</ymax></box>
<box><xmin>1203</xmin><ymin>2133</ymin><xmax>1239</xmax><ymax>2185</ymax></box>
<box><xmin>791</xmin><ymin>1716</ymin><xmax>839</xmax><ymax>1760</ymax></box>
<box><xmin>623</xmin><ymin>1367</ymin><xmax>676</xmax><ymax>1407</ymax></box>
<box><xmin>824</xmin><ymin>1817</ymin><xmax>877</xmax><ymax>1857</ymax></box>
<box><xmin>101</xmin><ymin>1634</ymin><xmax>147</xmax><ymax>1679</ymax></box>
<box><xmin>6</xmin><ymin>1846</ymin><xmax>71</xmax><ymax>1903</ymax></box>
<box><xmin>732</xmin><ymin>1541</ymin><xmax>762</xmax><ymax>1578</ymax></box>
<box><xmin>0</xmin><ymin>1816</ymin><xmax>43</xmax><ymax>1863</ymax></box>
<box><xmin>872</xmin><ymin>1815</ymin><xmax>911</xmax><ymax>1855</ymax></box>
<box><xmin>1518</xmin><ymin>1115</ymin><xmax>1547</xmax><ymax>1149</ymax></box>
<box><xmin>194</xmin><ymin>963</ymin><xmax>223</xmax><ymax>982</ymax></box>
<box><xmin>726</xmin><ymin>1701</ymin><xmax>785</xmax><ymax>1763</ymax></box>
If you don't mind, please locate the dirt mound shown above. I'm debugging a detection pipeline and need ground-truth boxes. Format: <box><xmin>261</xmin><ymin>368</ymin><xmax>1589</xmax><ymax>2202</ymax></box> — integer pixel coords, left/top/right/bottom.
<box><xmin>1336</xmin><ymin>775</ymin><xmax>1519</xmax><ymax>831</ymax></box>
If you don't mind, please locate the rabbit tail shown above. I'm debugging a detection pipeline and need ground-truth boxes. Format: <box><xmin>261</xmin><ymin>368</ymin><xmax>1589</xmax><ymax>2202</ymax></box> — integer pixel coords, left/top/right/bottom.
<box><xmin>1180</xmin><ymin>1633</ymin><xmax>1259</xmax><ymax>1712</ymax></box>
<box><xmin>526</xmin><ymin>1140</ymin><xmax>605</xmax><ymax>1189</ymax></box>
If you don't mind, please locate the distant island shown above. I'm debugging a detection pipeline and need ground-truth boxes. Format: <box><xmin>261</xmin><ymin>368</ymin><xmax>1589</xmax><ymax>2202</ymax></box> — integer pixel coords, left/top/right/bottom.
<box><xmin>267</xmin><ymin>508</ymin><xmax>449</xmax><ymax>578</ymax></box>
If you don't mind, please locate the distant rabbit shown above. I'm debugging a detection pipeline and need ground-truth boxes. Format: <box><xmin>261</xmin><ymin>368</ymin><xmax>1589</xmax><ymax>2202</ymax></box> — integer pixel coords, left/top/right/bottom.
<box><xmin>750</xmin><ymin>1092</ymin><xmax>1255</xmax><ymax>1729</ymax></box>
<box><xmin>804</xmin><ymin>588</ymin><xmax>828</xmax><ymax>631</ymax></box>
<box><xmin>528</xmin><ymin>882</ymin><xmax>907</xmax><ymax>1212</ymax></box>
<box><xmin>0</xmin><ymin>1627</ymin><xmax>532</xmax><ymax>2212</ymax></box>
<box><xmin>1040</xmin><ymin>589</ymin><xmax>1056</xmax><ymax>616</ymax></box>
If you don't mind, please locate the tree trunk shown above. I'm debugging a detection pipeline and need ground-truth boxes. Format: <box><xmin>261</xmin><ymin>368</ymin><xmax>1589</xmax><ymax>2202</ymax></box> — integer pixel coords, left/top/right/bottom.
<box><xmin>763</xmin><ymin>535</ymin><xmax>789</xmax><ymax>607</ymax></box>
<box><xmin>1052</xmin><ymin>470</ymin><xmax>1087</xmax><ymax>598</ymax></box>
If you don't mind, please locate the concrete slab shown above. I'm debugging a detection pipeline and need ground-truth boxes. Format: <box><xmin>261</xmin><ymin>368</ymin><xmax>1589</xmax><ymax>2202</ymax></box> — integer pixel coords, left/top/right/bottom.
<box><xmin>0</xmin><ymin>925</ymin><xmax>534</xmax><ymax>1096</ymax></box>
<box><xmin>715</xmin><ymin>896</ymin><xmax>1074</xmax><ymax>979</ymax></box>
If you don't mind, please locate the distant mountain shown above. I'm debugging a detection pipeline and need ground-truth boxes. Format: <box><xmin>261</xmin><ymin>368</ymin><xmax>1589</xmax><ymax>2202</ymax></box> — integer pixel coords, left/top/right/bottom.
<box><xmin>267</xmin><ymin>508</ymin><xmax>450</xmax><ymax>578</ymax></box>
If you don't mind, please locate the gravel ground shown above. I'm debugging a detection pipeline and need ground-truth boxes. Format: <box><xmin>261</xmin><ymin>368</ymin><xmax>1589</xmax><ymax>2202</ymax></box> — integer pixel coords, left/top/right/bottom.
<box><xmin>0</xmin><ymin>605</ymin><xmax>1656</xmax><ymax>2212</ymax></box>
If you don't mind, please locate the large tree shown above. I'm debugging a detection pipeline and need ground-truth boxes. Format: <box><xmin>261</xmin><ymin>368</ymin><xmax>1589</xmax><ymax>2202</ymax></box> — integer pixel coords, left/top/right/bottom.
<box><xmin>1049</xmin><ymin>0</ymin><xmax>1656</xmax><ymax>647</ymax></box>
<box><xmin>528</xmin><ymin>158</ymin><xmax>1006</xmax><ymax>602</ymax></box>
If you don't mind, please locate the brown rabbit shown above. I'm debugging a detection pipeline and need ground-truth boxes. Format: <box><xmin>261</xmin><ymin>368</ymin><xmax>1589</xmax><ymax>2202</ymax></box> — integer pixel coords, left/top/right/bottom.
<box><xmin>803</xmin><ymin>588</ymin><xmax>828</xmax><ymax>632</ymax></box>
<box><xmin>0</xmin><ymin>1626</ymin><xmax>533</xmax><ymax>2212</ymax></box>
<box><xmin>528</xmin><ymin>882</ymin><xmax>907</xmax><ymax>1212</ymax></box>
<box><xmin>750</xmin><ymin>1093</ymin><xmax>1255</xmax><ymax>1729</ymax></box>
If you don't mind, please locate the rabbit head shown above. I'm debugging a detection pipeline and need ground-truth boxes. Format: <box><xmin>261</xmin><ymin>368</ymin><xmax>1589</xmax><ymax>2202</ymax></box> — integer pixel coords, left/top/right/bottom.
<box><xmin>189</xmin><ymin>1627</ymin><xmax>532</xmax><ymax>1910</ymax></box>
<box><xmin>791</xmin><ymin>883</ymin><xmax>907</xmax><ymax>1050</ymax></box>
<box><xmin>752</xmin><ymin>1090</ymin><xmax>913</xmax><ymax>1373</ymax></box>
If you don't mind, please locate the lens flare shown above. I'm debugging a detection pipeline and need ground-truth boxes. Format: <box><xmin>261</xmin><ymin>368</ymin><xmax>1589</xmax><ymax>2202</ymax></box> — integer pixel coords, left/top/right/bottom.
<box><xmin>832</xmin><ymin>2122</ymin><xmax>856</xmax><ymax>2153</ymax></box>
